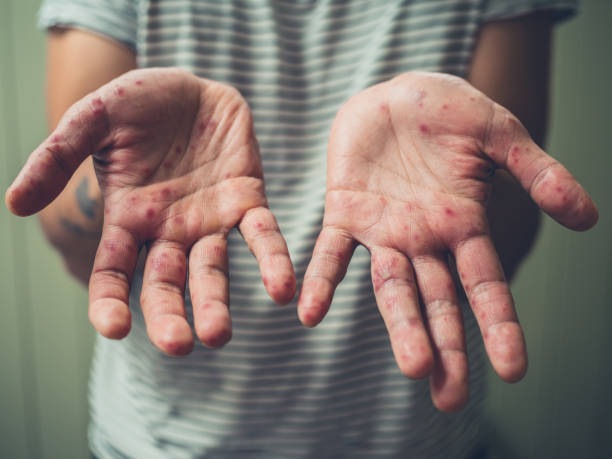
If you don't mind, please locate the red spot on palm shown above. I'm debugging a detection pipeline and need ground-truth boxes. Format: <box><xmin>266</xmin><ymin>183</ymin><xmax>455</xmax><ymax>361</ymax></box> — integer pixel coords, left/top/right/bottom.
<box><xmin>444</xmin><ymin>208</ymin><xmax>455</xmax><ymax>217</ymax></box>
<box><xmin>442</xmin><ymin>104</ymin><xmax>449</xmax><ymax>110</ymax></box>
<box><xmin>146</xmin><ymin>208</ymin><xmax>155</xmax><ymax>219</ymax></box>
<box><xmin>419</xmin><ymin>124</ymin><xmax>430</xmax><ymax>134</ymax></box>
<box><xmin>161</xmin><ymin>187</ymin><xmax>171</xmax><ymax>198</ymax></box>
<box><xmin>117</xmin><ymin>87</ymin><xmax>125</xmax><ymax>96</ymax></box>
<box><xmin>135</xmin><ymin>80</ymin><xmax>142</xmax><ymax>86</ymax></box>
<box><xmin>163</xmin><ymin>161</ymin><xmax>173</xmax><ymax>169</ymax></box>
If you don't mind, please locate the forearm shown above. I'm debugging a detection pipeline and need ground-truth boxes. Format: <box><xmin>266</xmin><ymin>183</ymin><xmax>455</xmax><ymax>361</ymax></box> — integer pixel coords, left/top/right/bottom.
<box><xmin>39</xmin><ymin>28</ymin><xmax>136</xmax><ymax>284</ymax></box>
<box><xmin>38</xmin><ymin>158</ymin><xmax>102</xmax><ymax>284</ymax></box>
<box><xmin>468</xmin><ymin>12</ymin><xmax>553</xmax><ymax>280</ymax></box>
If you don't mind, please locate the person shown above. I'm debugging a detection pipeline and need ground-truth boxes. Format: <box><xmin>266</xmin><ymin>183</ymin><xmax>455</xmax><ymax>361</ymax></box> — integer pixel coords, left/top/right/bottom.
<box><xmin>5</xmin><ymin>0</ymin><xmax>598</xmax><ymax>457</ymax></box>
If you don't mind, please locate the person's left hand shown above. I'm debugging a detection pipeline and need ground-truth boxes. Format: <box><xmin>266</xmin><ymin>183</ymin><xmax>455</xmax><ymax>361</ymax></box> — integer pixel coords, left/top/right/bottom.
<box><xmin>297</xmin><ymin>72</ymin><xmax>598</xmax><ymax>411</ymax></box>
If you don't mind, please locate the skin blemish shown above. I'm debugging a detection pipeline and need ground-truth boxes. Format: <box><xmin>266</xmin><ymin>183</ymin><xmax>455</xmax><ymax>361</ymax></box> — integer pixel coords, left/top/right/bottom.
<box><xmin>444</xmin><ymin>208</ymin><xmax>455</xmax><ymax>217</ymax></box>
<box><xmin>419</xmin><ymin>124</ymin><xmax>430</xmax><ymax>134</ymax></box>
<box><xmin>555</xmin><ymin>186</ymin><xmax>563</xmax><ymax>193</ymax></box>
<box><xmin>50</xmin><ymin>134</ymin><xmax>61</xmax><ymax>143</ymax></box>
<box><xmin>163</xmin><ymin>161</ymin><xmax>173</xmax><ymax>169</ymax></box>
<box><xmin>255</xmin><ymin>222</ymin><xmax>263</xmax><ymax>230</ymax></box>
<box><xmin>379</xmin><ymin>196</ymin><xmax>387</xmax><ymax>205</ymax></box>
<box><xmin>335</xmin><ymin>250</ymin><xmax>344</xmax><ymax>260</ymax></box>
<box><xmin>129</xmin><ymin>195</ymin><xmax>138</xmax><ymax>204</ymax></box>
<box><xmin>469</xmin><ymin>96</ymin><xmax>476</xmax><ymax>102</ymax></box>
<box><xmin>135</xmin><ymin>80</ymin><xmax>143</xmax><ymax>86</ymax></box>
<box><xmin>212</xmin><ymin>246</ymin><xmax>224</xmax><ymax>257</ymax></box>
<box><xmin>104</xmin><ymin>208</ymin><xmax>110</xmax><ymax>215</ymax></box>
<box><xmin>146</xmin><ymin>208</ymin><xmax>155</xmax><ymax>219</ymax></box>
<box><xmin>141</xmin><ymin>167</ymin><xmax>153</xmax><ymax>176</ymax></box>
<box><xmin>416</xmin><ymin>90</ymin><xmax>427</xmax><ymax>108</ymax></box>
<box><xmin>117</xmin><ymin>87</ymin><xmax>125</xmax><ymax>96</ymax></box>
<box><xmin>174</xmin><ymin>145</ymin><xmax>182</xmax><ymax>154</ymax></box>
<box><xmin>442</xmin><ymin>104</ymin><xmax>449</xmax><ymax>110</ymax></box>
<box><xmin>224</xmin><ymin>173</ymin><xmax>232</xmax><ymax>179</ymax></box>
<box><xmin>198</xmin><ymin>122</ymin><xmax>207</xmax><ymax>133</ymax></box>
<box><xmin>384</xmin><ymin>296</ymin><xmax>398</xmax><ymax>313</ymax></box>
<box><xmin>104</xmin><ymin>241</ymin><xmax>116</xmax><ymax>252</ymax></box>
<box><xmin>283</xmin><ymin>281</ymin><xmax>292</xmax><ymax>289</ymax></box>
<box><xmin>262</xmin><ymin>276</ymin><xmax>269</xmax><ymax>287</ymax></box>
<box><xmin>161</xmin><ymin>187</ymin><xmax>171</xmax><ymax>198</ymax></box>
<box><xmin>91</xmin><ymin>97</ymin><xmax>104</xmax><ymax>115</ymax></box>
<box><xmin>379</xmin><ymin>103</ymin><xmax>389</xmax><ymax>114</ymax></box>
<box><xmin>175</xmin><ymin>215</ymin><xmax>184</xmax><ymax>225</ymax></box>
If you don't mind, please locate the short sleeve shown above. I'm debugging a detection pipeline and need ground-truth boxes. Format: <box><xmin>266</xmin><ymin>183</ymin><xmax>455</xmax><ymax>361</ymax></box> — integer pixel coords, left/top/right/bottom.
<box><xmin>481</xmin><ymin>0</ymin><xmax>578</xmax><ymax>24</ymax></box>
<box><xmin>38</xmin><ymin>0</ymin><xmax>138</xmax><ymax>50</ymax></box>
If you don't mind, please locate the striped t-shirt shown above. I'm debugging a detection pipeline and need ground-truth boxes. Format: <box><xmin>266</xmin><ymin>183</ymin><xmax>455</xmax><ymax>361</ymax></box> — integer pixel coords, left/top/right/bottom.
<box><xmin>39</xmin><ymin>1</ymin><xmax>576</xmax><ymax>457</ymax></box>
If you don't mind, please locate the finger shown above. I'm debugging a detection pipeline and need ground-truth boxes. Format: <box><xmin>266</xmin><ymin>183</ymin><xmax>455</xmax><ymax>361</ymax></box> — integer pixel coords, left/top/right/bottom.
<box><xmin>89</xmin><ymin>224</ymin><xmax>139</xmax><ymax>339</ymax></box>
<box><xmin>239</xmin><ymin>207</ymin><xmax>296</xmax><ymax>305</ymax></box>
<box><xmin>6</xmin><ymin>93</ymin><xmax>110</xmax><ymax>216</ymax></box>
<box><xmin>370</xmin><ymin>247</ymin><xmax>433</xmax><ymax>379</ymax></box>
<box><xmin>486</xmin><ymin>107</ymin><xmax>598</xmax><ymax>231</ymax></box>
<box><xmin>453</xmin><ymin>233</ymin><xmax>527</xmax><ymax>382</ymax></box>
<box><xmin>297</xmin><ymin>225</ymin><xmax>356</xmax><ymax>327</ymax></box>
<box><xmin>140</xmin><ymin>240</ymin><xmax>193</xmax><ymax>356</ymax></box>
<box><xmin>188</xmin><ymin>235</ymin><xmax>232</xmax><ymax>348</ymax></box>
<box><xmin>412</xmin><ymin>255</ymin><xmax>468</xmax><ymax>412</ymax></box>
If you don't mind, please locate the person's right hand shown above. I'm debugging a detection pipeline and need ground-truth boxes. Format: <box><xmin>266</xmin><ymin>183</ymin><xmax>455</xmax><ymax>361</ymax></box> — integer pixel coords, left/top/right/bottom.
<box><xmin>6</xmin><ymin>68</ymin><xmax>296</xmax><ymax>355</ymax></box>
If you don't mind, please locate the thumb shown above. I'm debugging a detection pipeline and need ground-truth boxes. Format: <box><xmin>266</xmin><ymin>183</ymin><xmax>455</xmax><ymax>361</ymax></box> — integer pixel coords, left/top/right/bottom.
<box><xmin>485</xmin><ymin>105</ymin><xmax>598</xmax><ymax>232</ymax></box>
<box><xmin>5</xmin><ymin>93</ymin><xmax>110</xmax><ymax>216</ymax></box>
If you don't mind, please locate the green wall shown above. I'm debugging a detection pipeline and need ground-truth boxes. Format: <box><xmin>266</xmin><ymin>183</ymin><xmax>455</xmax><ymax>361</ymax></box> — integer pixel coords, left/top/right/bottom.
<box><xmin>0</xmin><ymin>1</ymin><xmax>610</xmax><ymax>458</ymax></box>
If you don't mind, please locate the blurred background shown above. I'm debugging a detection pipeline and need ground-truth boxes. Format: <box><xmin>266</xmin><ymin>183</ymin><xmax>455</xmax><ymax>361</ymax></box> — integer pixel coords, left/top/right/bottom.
<box><xmin>0</xmin><ymin>0</ymin><xmax>610</xmax><ymax>458</ymax></box>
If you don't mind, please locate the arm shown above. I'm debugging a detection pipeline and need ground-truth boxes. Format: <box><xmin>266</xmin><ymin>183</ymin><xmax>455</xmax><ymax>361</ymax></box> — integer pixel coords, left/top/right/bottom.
<box><xmin>38</xmin><ymin>28</ymin><xmax>136</xmax><ymax>284</ymax></box>
<box><xmin>298</xmin><ymin>15</ymin><xmax>597</xmax><ymax>411</ymax></box>
<box><xmin>469</xmin><ymin>13</ymin><xmax>554</xmax><ymax>279</ymax></box>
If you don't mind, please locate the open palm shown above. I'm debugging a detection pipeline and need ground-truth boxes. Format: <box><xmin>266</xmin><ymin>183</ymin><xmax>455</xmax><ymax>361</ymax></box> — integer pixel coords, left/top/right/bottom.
<box><xmin>6</xmin><ymin>68</ymin><xmax>295</xmax><ymax>355</ymax></box>
<box><xmin>298</xmin><ymin>72</ymin><xmax>598</xmax><ymax>411</ymax></box>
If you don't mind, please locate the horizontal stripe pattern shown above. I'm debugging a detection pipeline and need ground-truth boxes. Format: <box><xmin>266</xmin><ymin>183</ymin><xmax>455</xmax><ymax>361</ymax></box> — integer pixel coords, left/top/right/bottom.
<box><xmin>38</xmin><ymin>0</ymin><xmax>576</xmax><ymax>457</ymax></box>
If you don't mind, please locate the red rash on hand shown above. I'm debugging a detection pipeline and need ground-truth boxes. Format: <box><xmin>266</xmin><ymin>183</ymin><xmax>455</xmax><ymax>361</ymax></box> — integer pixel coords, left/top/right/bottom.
<box><xmin>163</xmin><ymin>161</ymin><xmax>173</xmax><ymax>169</ymax></box>
<box><xmin>145</xmin><ymin>208</ymin><xmax>155</xmax><ymax>219</ymax></box>
<box><xmin>444</xmin><ymin>208</ymin><xmax>455</xmax><ymax>217</ymax></box>
<box><xmin>419</xmin><ymin>124</ymin><xmax>430</xmax><ymax>134</ymax></box>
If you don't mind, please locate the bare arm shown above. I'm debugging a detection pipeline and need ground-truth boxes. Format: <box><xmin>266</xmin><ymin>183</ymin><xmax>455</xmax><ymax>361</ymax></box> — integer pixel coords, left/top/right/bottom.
<box><xmin>469</xmin><ymin>13</ymin><xmax>554</xmax><ymax>279</ymax></box>
<box><xmin>38</xmin><ymin>28</ymin><xmax>136</xmax><ymax>284</ymax></box>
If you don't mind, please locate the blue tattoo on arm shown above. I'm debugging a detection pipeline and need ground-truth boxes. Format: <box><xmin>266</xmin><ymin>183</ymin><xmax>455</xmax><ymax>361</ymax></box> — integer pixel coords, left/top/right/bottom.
<box><xmin>76</xmin><ymin>177</ymin><xmax>98</xmax><ymax>219</ymax></box>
